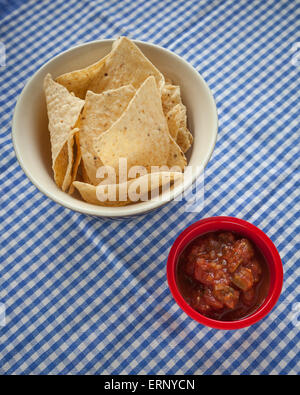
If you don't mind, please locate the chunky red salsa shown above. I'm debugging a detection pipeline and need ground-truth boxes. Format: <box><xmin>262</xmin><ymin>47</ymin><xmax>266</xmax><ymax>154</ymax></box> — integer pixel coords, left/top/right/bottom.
<box><xmin>176</xmin><ymin>231</ymin><xmax>269</xmax><ymax>321</ymax></box>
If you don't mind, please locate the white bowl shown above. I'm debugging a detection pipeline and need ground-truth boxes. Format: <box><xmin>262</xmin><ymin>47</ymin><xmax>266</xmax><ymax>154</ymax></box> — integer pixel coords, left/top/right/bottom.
<box><xmin>12</xmin><ymin>39</ymin><xmax>218</xmax><ymax>218</ymax></box>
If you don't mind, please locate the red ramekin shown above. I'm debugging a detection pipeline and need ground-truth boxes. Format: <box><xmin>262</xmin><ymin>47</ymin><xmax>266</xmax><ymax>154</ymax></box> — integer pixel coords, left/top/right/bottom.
<box><xmin>167</xmin><ymin>217</ymin><xmax>283</xmax><ymax>330</ymax></box>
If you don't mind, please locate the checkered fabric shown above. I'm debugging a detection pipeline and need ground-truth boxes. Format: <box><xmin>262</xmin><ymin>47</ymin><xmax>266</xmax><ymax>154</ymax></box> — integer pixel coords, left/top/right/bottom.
<box><xmin>0</xmin><ymin>0</ymin><xmax>299</xmax><ymax>375</ymax></box>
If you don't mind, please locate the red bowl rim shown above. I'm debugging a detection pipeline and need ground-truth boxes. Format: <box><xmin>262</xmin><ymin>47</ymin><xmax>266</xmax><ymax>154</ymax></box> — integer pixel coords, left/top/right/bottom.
<box><xmin>167</xmin><ymin>216</ymin><xmax>283</xmax><ymax>330</ymax></box>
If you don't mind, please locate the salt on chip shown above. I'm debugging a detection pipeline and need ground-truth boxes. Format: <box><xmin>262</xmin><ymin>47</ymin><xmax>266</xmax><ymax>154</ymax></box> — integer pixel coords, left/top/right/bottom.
<box><xmin>94</xmin><ymin>76</ymin><xmax>170</xmax><ymax>176</ymax></box>
<box><xmin>44</xmin><ymin>73</ymin><xmax>84</xmax><ymax>191</ymax></box>
<box><xmin>73</xmin><ymin>171</ymin><xmax>184</xmax><ymax>206</ymax></box>
<box><xmin>55</xmin><ymin>55</ymin><xmax>108</xmax><ymax>99</ymax></box>
<box><xmin>89</xmin><ymin>37</ymin><xmax>165</xmax><ymax>93</ymax></box>
<box><xmin>80</xmin><ymin>85</ymin><xmax>135</xmax><ymax>185</ymax></box>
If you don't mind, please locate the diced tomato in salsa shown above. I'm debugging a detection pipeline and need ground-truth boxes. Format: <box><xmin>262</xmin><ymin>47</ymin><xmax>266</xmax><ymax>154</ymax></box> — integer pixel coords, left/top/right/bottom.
<box><xmin>232</xmin><ymin>266</ymin><xmax>254</xmax><ymax>291</ymax></box>
<box><xmin>193</xmin><ymin>258</ymin><xmax>230</xmax><ymax>287</ymax></box>
<box><xmin>177</xmin><ymin>231</ymin><xmax>268</xmax><ymax>321</ymax></box>
<box><xmin>245</xmin><ymin>259</ymin><xmax>262</xmax><ymax>283</ymax></box>
<box><xmin>213</xmin><ymin>285</ymin><xmax>240</xmax><ymax>310</ymax></box>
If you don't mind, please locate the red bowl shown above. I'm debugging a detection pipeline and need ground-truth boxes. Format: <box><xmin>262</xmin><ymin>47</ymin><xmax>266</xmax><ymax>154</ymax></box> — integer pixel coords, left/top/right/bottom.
<box><xmin>167</xmin><ymin>216</ymin><xmax>283</xmax><ymax>330</ymax></box>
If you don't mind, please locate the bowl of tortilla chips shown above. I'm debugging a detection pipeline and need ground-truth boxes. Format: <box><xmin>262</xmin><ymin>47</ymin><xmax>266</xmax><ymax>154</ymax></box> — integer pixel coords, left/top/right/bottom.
<box><xmin>12</xmin><ymin>37</ymin><xmax>218</xmax><ymax>218</ymax></box>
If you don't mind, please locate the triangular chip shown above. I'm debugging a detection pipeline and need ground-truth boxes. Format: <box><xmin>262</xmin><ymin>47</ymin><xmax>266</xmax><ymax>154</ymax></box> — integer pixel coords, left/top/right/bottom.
<box><xmin>176</xmin><ymin>125</ymin><xmax>193</xmax><ymax>154</ymax></box>
<box><xmin>167</xmin><ymin>137</ymin><xmax>187</xmax><ymax>171</ymax></box>
<box><xmin>61</xmin><ymin>131</ymin><xmax>76</xmax><ymax>192</ymax></box>
<box><xmin>89</xmin><ymin>37</ymin><xmax>165</xmax><ymax>93</ymax></box>
<box><xmin>55</xmin><ymin>55</ymin><xmax>108</xmax><ymax>99</ymax></box>
<box><xmin>68</xmin><ymin>132</ymin><xmax>82</xmax><ymax>195</ymax></box>
<box><xmin>161</xmin><ymin>84</ymin><xmax>182</xmax><ymax>115</ymax></box>
<box><xmin>44</xmin><ymin>74</ymin><xmax>84</xmax><ymax>191</ymax></box>
<box><xmin>166</xmin><ymin>103</ymin><xmax>186</xmax><ymax>140</ymax></box>
<box><xmin>94</xmin><ymin>76</ymin><xmax>170</xmax><ymax>176</ymax></box>
<box><xmin>164</xmin><ymin>75</ymin><xmax>173</xmax><ymax>85</ymax></box>
<box><xmin>72</xmin><ymin>181</ymin><xmax>128</xmax><ymax>206</ymax></box>
<box><xmin>162</xmin><ymin>84</ymin><xmax>193</xmax><ymax>153</ymax></box>
<box><xmin>79</xmin><ymin>85</ymin><xmax>135</xmax><ymax>186</ymax></box>
<box><xmin>73</xmin><ymin>171</ymin><xmax>184</xmax><ymax>206</ymax></box>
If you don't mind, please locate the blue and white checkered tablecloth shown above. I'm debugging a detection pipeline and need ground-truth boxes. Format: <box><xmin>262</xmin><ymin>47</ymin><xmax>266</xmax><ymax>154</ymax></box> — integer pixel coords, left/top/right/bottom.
<box><xmin>0</xmin><ymin>0</ymin><xmax>299</xmax><ymax>375</ymax></box>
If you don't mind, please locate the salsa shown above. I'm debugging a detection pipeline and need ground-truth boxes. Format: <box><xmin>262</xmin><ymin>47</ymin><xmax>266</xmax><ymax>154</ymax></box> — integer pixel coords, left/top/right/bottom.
<box><xmin>176</xmin><ymin>231</ymin><xmax>270</xmax><ymax>321</ymax></box>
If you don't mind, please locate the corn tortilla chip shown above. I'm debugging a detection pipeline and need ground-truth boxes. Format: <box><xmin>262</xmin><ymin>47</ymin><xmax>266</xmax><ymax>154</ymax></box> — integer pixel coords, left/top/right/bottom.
<box><xmin>80</xmin><ymin>85</ymin><xmax>135</xmax><ymax>186</ymax></box>
<box><xmin>162</xmin><ymin>84</ymin><xmax>193</xmax><ymax>153</ymax></box>
<box><xmin>168</xmin><ymin>137</ymin><xmax>187</xmax><ymax>170</ymax></box>
<box><xmin>166</xmin><ymin>103</ymin><xmax>186</xmax><ymax>140</ymax></box>
<box><xmin>45</xmin><ymin>37</ymin><xmax>192</xmax><ymax>203</ymax></box>
<box><xmin>161</xmin><ymin>84</ymin><xmax>182</xmax><ymax>115</ymax></box>
<box><xmin>55</xmin><ymin>55</ymin><xmax>108</xmax><ymax>99</ymax></box>
<box><xmin>73</xmin><ymin>171</ymin><xmax>183</xmax><ymax>206</ymax></box>
<box><xmin>68</xmin><ymin>132</ymin><xmax>82</xmax><ymax>195</ymax></box>
<box><xmin>61</xmin><ymin>131</ymin><xmax>76</xmax><ymax>192</ymax></box>
<box><xmin>94</xmin><ymin>76</ymin><xmax>170</xmax><ymax>176</ymax></box>
<box><xmin>164</xmin><ymin>75</ymin><xmax>173</xmax><ymax>85</ymax></box>
<box><xmin>44</xmin><ymin>74</ymin><xmax>84</xmax><ymax>191</ymax></box>
<box><xmin>176</xmin><ymin>125</ymin><xmax>193</xmax><ymax>154</ymax></box>
<box><xmin>89</xmin><ymin>37</ymin><xmax>165</xmax><ymax>93</ymax></box>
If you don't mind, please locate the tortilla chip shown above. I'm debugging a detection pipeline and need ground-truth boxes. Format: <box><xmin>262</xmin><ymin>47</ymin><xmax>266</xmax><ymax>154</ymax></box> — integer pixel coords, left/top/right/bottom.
<box><xmin>79</xmin><ymin>85</ymin><xmax>135</xmax><ymax>186</ymax></box>
<box><xmin>44</xmin><ymin>74</ymin><xmax>84</xmax><ymax>191</ymax></box>
<box><xmin>162</xmin><ymin>84</ymin><xmax>193</xmax><ymax>153</ymax></box>
<box><xmin>168</xmin><ymin>137</ymin><xmax>187</xmax><ymax>170</ymax></box>
<box><xmin>164</xmin><ymin>75</ymin><xmax>173</xmax><ymax>85</ymax></box>
<box><xmin>73</xmin><ymin>171</ymin><xmax>184</xmax><ymax>206</ymax></box>
<box><xmin>94</xmin><ymin>76</ymin><xmax>170</xmax><ymax>176</ymax></box>
<box><xmin>52</xmin><ymin>141</ymin><xmax>68</xmax><ymax>188</ymax></box>
<box><xmin>166</xmin><ymin>103</ymin><xmax>186</xmax><ymax>140</ymax></box>
<box><xmin>176</xmin><ymin>126</ymin><xmax>193</xmax><ymax>154</ymax></box>
<box><xmin>55</xmin><ymin>55</ymin><xmax>108</xmax><ymax>99</ymax></box>
<box><xmin>72</xmin><ymin>181</ymin><xmax>128</xmax><ymax>206</ymax></box>
<box><xmin>61</xmin><ymin>131</ymin><xmax>76</xmax><ymax>192</ymax></box>
<box><xmin>81</xmin><ymin>159</ymin><xmax>90</xmax><ymax>183</ymax></box>
<box><xmin>89</xmin><ymin>37</ymin><xmax>165</xmax><ymax>93</ymax></box>
<box><xmin>161</xmin><ymin>84</ymin><xmax>182</xmax><ymax>115</ymax></box>
<box><xmin>68</xmin><ymin>132</ymin><xmax>82</xmax><ymax>195</ymax></box>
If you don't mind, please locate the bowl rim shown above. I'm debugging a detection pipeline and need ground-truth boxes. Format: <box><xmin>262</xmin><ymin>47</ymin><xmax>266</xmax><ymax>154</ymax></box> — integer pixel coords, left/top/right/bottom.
<box><xmin>167</xmin><ymin>216</ymin><xmax>283</xmax><ymax>330</ymax></box>
<box><xmin>12</xmin><ymin>38</ymin><xmax>218</xmax><ymax>218</ymax></box>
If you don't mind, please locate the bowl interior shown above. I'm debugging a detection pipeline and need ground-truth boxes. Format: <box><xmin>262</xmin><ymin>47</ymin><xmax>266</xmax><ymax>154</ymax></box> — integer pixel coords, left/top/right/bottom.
<box><xmin>167</xmin><ymin>217</ymin><xmax>283</xmax><ymax>329</ymax></box>
<box><xmin>13</xmin><ymin>40</ymin><xmax>218</xmax><ymax>217</ymax></box>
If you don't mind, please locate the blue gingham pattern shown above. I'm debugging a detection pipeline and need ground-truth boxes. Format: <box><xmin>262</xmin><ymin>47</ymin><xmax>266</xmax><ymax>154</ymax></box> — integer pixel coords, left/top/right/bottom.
<box><xmin>0</xmin><ymin>0</ymin><xmax>299</xmax><ymax>375</ymax></box>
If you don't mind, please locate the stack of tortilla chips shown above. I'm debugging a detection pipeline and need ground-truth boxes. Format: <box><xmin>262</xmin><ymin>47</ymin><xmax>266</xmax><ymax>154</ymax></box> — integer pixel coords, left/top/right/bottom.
<box><xmin>44</xmin><ymin>37</ymin><xmax>193</xmax><ymax>205</ymax></box>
